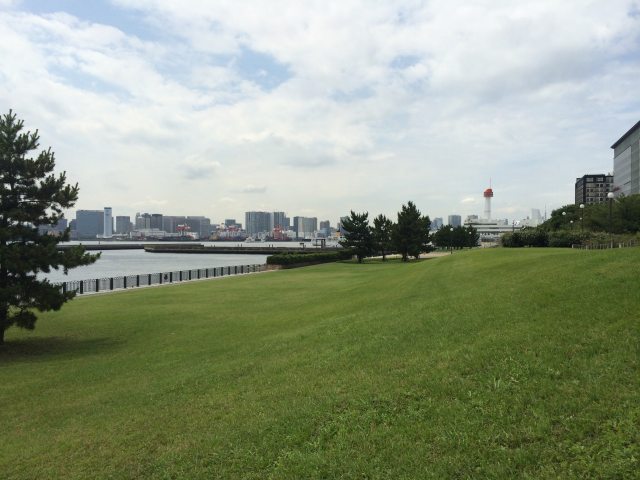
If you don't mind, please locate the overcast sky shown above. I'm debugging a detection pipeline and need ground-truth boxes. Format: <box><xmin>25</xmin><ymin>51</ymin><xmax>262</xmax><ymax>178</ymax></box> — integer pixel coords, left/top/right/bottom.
<box><xmin>1</xmin><ymin>0</ymin><xmax>639</xmax><ymax>225</ymax></box>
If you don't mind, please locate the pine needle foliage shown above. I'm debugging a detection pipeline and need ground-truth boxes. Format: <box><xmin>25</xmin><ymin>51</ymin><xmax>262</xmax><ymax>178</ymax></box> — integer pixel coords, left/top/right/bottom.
<box><xmin>0</xmin><ymin>110</ymin><xmax>98</xmax><ymax>343</ymax></box>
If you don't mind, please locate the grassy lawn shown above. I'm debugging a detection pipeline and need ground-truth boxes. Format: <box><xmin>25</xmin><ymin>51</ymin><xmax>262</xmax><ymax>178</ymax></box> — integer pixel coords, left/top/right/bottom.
<box><xmin>1</xmin><ymin>248</ymin><xmax>638</xmax><ymax>479</ymax></box>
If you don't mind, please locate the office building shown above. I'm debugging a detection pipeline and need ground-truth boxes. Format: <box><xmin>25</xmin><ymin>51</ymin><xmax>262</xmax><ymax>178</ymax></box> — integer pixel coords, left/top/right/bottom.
<box><xmin>76</xmin><ymin>210</ymin><xmax>103</xmax><ymax>239</ymax></box>
<box><xmin>431</xmin><ymin>217</ymin><xmax>443</xmax><ymax>230</ymax></box>
<box><xmin>272</xmin><ymin>212</ymin><xmax>287</xmax><ymax>230</ymax></box>
<box><xmin>135</xmin><ymin>212</ymin><xmax>151</xmax><ymax>230</ymax></box>
<box><xmin>225</xmin><ymin>219</ymin><xmax>236</xmax><ymax>227</ymax></box>
<box><xmin>38</xmin><ymin>218</ymin><xmax>68</xmax><ymax>236</ymax></box>
<box><xmin>162</xmin><ymin>216</ymin><xmax>185</xmax><ymax>233</ymax></box>
<box><xmin>293</xmin><ymin>216</ymin><xmax>317</xmax><ymax>239</ymax></box>
<box><xmin>337</xmin><ymin>216</ymin><xmax>349</xmax><ymax>235</ymax></box>
<box><xmin>103</xmin><ymin>207</ymin><xmax>113</xmax><ymax>238</ymax></box>
<box><xmin>574</xmin><ymin>174</ymin><xmax>614</xmax><ymax>205</ymax></box>
<box><xmin>150</xmin><ymin>213</ymin><xmax>163</xmax><ymax>230</ymax></box>
<box><xmin>245</xmin><ymin>211</ymin><xmax>272</xmax><ymax>236</ymax></box>
<box><xmin>448</xmin><ymin>215</ymin><xmax>462</xmax><ymax>227</ymax></box>
<box><xmin>186</xmin><ymin>216</ymin><xmax>212</xmax><ymax>238</ymax></box>
<box><xmin>115</xmin><ymin>216</ymin><xmax>132</xmax><ymax>235</ymax></box>
<box><xmin>319</xmin><ymin>220</ymin><xmax>331</xmax><ymax>235</ymax></box>
<box><xmin>612</xmin><ymin>120</ymin><xmax>640</xmax><ymax>196</ymax></box>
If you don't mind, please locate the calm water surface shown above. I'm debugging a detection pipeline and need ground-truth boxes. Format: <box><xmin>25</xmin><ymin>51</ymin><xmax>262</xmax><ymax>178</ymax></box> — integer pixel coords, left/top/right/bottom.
<box><xmin>43</xmin><ymin>249</ymin><xmax>269</xmax><ymax>283</ymax></box>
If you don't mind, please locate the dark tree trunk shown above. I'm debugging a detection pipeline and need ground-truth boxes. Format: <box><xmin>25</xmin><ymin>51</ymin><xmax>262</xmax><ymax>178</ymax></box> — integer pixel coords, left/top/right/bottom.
<box><xmin>0</xmin><ymin>305</ymin><xmax>6</xmax><ymax>344</ymax></box>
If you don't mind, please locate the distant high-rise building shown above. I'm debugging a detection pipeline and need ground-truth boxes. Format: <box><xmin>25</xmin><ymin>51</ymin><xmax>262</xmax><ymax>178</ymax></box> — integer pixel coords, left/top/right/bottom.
<box><xmin>76</xmin><ymin>210</ymin><xmax>104</xmax><ymax>239</ymax></box>
<box><xmin>448</xmin><ymin>215</ymin><xmax>462</xmax><ymax>227</ymax></box>
<box><xmin>186</xmin><ymin>216</ymin><xmax>212</xmax><ymax>238</ymax></box>
<box><xmin>245</xmin><ymin>211</ymin><xmax>272</xmax><ymax>236</ymax></box>
<box><xmin>225</xmin><ymin>219</ymin><xmax>236</xmax><ymax>227</ymax></box>
<box><xmin>612</xmin><ymin>120</ymin><xmax>640</xmax><ymax>196</ymax></box>
<box><xmin>272</xmin><ymin>212</ymin><xmax>287</xmax><ymax>230</ymax></box>
<box><xmin>431</xmin><ymin>217</ymin><xmax>443</xmax><ymax>230</ymax></box>
<box><xmin>575</xmin><ymin>174</ymin><xmax>614</xmax><ymax>205</ymax></box>
<box><xmin>150</xmin><ymin>213</ymin><xmax>163</xmax><ymax>230</ymax></box>
<box><xmin>162</xmin><ymin>216</ymin><xmax>185</xmax><ymax>233</ymax></box>
<box><xmin>103</xmin><ymin>207</ymin><xmax>113</xmax><ymax>238</ymax></box>
<box><xmin>115</xmin><ymin>216</ymin><xmax>132</xmax><ymax>235</ymax></box>
<box><xmin>293</xmin><ymin>216</ymin><xmax>317</xmax><ymax>239</ymax></box>
<box><xmin>135</xmin><ymin>212</ymin><xmax>151</xmax><ymax>230</ymax></box>
<box><xmin>38</xmin><ymin>218</ymin><xmax>68</xmax><ymax>236</ymax></box>
<box><xmin>319</xmin><ymin>220</ymin><xmax>330</xmax><ymax>231</ymax></box>
<box><xmin>337</xmin><ymin>216</ymin><xmax>349</xmax><ymax>235</ymax></box>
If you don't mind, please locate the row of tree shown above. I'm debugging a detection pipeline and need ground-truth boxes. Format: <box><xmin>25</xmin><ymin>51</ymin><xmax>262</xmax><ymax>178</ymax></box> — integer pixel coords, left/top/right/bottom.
<box><xmin>431</xmin><ymin>225</ymin><xmax>480</xmax><ymax>250</ymax></box>
<box><xmin>339</xmin><ymin>203</ymin><xmax>480</xmax><ymax>262</ymax></box>
<box><xmin>340</xmin><ymin>201</ymin><xmax>431</xmax><ymax>262</ymax></box>
<box><xmin>542</xmin><ymin>194</ymin><xmax>640</xmax><ymax>234</ymax></box>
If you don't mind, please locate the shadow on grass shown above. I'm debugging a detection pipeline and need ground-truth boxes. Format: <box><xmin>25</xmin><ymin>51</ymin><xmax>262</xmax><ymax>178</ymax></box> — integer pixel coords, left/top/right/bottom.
<box><xmin>338</xmin><ymin>258</ymin><xmax>431</xmax><ymax>265</ymax></box>
<box><xmin>0</xmin><ymin>335</ymin><xmax>122</xmax><ymax>364</ymax></box>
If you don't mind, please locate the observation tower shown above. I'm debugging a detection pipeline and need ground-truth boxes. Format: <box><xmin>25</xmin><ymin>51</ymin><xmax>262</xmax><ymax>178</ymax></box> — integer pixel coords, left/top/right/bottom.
<box><xmin>483</xmin><ymin>186</ymin><xmax>493</xmax><ymax>220</ymax></box>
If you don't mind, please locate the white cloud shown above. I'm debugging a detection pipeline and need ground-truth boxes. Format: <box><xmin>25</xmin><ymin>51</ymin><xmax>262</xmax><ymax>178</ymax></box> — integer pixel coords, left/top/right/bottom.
<box><xmin>240</xmin><ymin>184</ymin><xmax>267</xmax><ymax>194</ymax></box>
<box><xmin>181</xmin><ymin>154</ymin><xmax>221</xmax><ymax>180</ymax></box>
<box><xmin>0</xmin><ymin>1</ymin><xmax>638</xmax><ymax>223</ymax></box>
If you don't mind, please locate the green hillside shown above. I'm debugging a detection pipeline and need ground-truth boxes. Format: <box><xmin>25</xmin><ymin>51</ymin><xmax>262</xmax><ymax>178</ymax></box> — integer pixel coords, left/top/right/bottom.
<box><xmin>1</xmin><ymin>248</ymin><xmax>638</xmax><ymax>479</ymax></box>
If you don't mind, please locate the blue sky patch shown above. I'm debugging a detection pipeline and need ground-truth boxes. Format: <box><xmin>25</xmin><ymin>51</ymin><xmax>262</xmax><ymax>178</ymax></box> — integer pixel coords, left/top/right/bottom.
<box><xmin>19</xmin><ymin>0</ymin><xmax>163</xmax><ymax>42</ymax></box>
<box><xmin>390</xmin><ymin>55</ymin><xmax>421</xmax><ymax>70</ymax></box>
<box><xmin>231</xmin><ymin>47</ymin><xmax>292</xmax><ymax>91</ymax></box>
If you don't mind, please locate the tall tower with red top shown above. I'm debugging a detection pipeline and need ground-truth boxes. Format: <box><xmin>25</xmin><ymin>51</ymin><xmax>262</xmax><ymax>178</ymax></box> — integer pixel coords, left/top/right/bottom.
<box><xmin>483</xmin><ymin>185</ymin><xmax>494</xmax><ymax>220</ymax></box>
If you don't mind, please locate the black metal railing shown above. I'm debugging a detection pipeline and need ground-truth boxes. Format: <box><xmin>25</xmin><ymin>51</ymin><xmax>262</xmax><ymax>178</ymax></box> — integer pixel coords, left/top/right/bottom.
<box><xmin>57</xmin><ymin>264</ymin><xmax>267</xmax><ymax>295</ymax></box>
<box><xmin>572</xmin><ymin>240</ymin><xmax>639</xmax><ymax>250</ymax></box>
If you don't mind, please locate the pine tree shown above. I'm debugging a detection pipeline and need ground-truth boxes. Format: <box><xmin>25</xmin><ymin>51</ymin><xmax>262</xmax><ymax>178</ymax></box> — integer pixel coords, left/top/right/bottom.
<box><xmin>0</xmin><ymin>110</ymin><xmax>98</xmax><ymax>344</ymax></box>
<box><xmin>339</xmin><ymin>210</ymin><xmax>374</xmax><ymax>263</ymax></box>
<box><xmin>392</xmin><ymin>201</ymin><xmax>430</xmax><ymax>261</ymax></box>
<box><xmin>372</xmin><ymin>214</ymin><xmax>394</xmax><ymax>261</ymax></box>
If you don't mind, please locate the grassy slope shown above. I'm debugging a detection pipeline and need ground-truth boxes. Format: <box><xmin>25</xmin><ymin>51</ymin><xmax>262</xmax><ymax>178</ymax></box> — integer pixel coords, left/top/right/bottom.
<box><xmin>1</xmin><ymin>248</ymin><xmax>638</xmax><ymax>479</ymax></box>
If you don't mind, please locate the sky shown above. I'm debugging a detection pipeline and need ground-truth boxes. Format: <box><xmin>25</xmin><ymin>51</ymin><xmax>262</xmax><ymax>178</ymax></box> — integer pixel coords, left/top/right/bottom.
<box><xmin>1</xmin><ymin>0</ymin><xmax>639</xmax><ymax>225</ymax></box>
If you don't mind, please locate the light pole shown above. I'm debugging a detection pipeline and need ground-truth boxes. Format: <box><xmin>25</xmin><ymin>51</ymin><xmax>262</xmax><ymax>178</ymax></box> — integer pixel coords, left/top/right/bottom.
<box><xmin>579</xmin><ymin>203</ymin><xmax>585</xmax><ymax>233</ymax></box>
<box><xmin>607</xmin><ymin>192</ymin><xmax>614</xmax><ymax>248</ymax></box>
<box><xmin>449</xmin><ymin>227</ymin><xmax>454</xmax><ymax>254</ymax></box>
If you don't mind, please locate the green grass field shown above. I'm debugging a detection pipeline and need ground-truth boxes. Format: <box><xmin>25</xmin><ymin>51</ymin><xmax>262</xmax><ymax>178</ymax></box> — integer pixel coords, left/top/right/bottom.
<box><xmin>1</xmin><ymin>248</ymin><xmax>639</xmax><ymax>479</ymax></box>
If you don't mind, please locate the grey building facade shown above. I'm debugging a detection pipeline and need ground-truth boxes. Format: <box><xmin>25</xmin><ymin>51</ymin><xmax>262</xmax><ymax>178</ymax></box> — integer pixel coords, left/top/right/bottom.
<box><xmin>245</xmin><ymin>211</ymin><xmax>272</xmax><ymax>236</ymax></box>
<box><xmin>150</xmin><ymin>214</ymin><xmax>163</xmax><ymax>230</ymax></box>
<box><xmin>612</xmin><ymin>120</ymin><xmax>640</xmax><ymax>196</ymax></box>
<box><xmin>186</xmin><ymin>216</ymin><xmax>212</xmax><ymax>238</ymax></box>
<box><xmin>76</xmin><ymin>210</ymin><xmax>104</xmax><ymax>239</ymax></box>
<box><xmin>575</xmin><ymin>174</ymin><xmax>614</xmax><ymax>205</ymax></box>
<box><xmin>293</xmin><ymin>216</ymin><xmax>317</xmax><ymax>239</ymax></box>
<box><xmin>115</xmin><ymin>216</ymin><xmax>132</xmax><ymax>235</ymax></box>
<box><xmin>448</xmin><ymin>215</ymin><xmax>462</xmax><ymax>227</ymax></box>
<box><xmin>38</xmin><ymin>218</ymin><xmax>68</xmax><ymax>236</ymax></box>
<box><xmin>272</xmin><ymin>212</ymin><xmax>287</xmax><ymax>230</ymax></box>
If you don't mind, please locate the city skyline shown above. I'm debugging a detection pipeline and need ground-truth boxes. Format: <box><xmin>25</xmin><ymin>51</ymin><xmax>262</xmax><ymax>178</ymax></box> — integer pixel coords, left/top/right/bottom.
<box><xmin>1</xmin><ymin>1</ymin><xmax>638</xmax><ymax>223</ymax></box>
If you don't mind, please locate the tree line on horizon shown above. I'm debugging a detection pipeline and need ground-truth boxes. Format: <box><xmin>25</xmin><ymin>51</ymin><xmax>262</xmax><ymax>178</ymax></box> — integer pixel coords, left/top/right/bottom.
<box><xmin>502</xmin><ymin>195</ymin><xmax>640</xmax><ymax>248</ymax></box>
<box><xmin>339</xmin><ymin>202</ymin><xmax>479</xmax><ymax>262</ymax></box>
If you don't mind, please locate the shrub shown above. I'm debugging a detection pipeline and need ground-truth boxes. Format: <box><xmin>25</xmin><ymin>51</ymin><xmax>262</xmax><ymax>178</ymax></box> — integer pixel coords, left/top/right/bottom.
<box><xmin>267</xmin><ymin>250</ymin><xmax>353</xmax><ymax>266</ymax></box>
<box><xmin>502</xmin><ymin>230</ymin><xmax>546</xmax><ymax>247</ymax></box>
<box><xmin>548</xmin><ymin>231</ymin><xmax>584</xmax><ymax>248</ymax></box>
